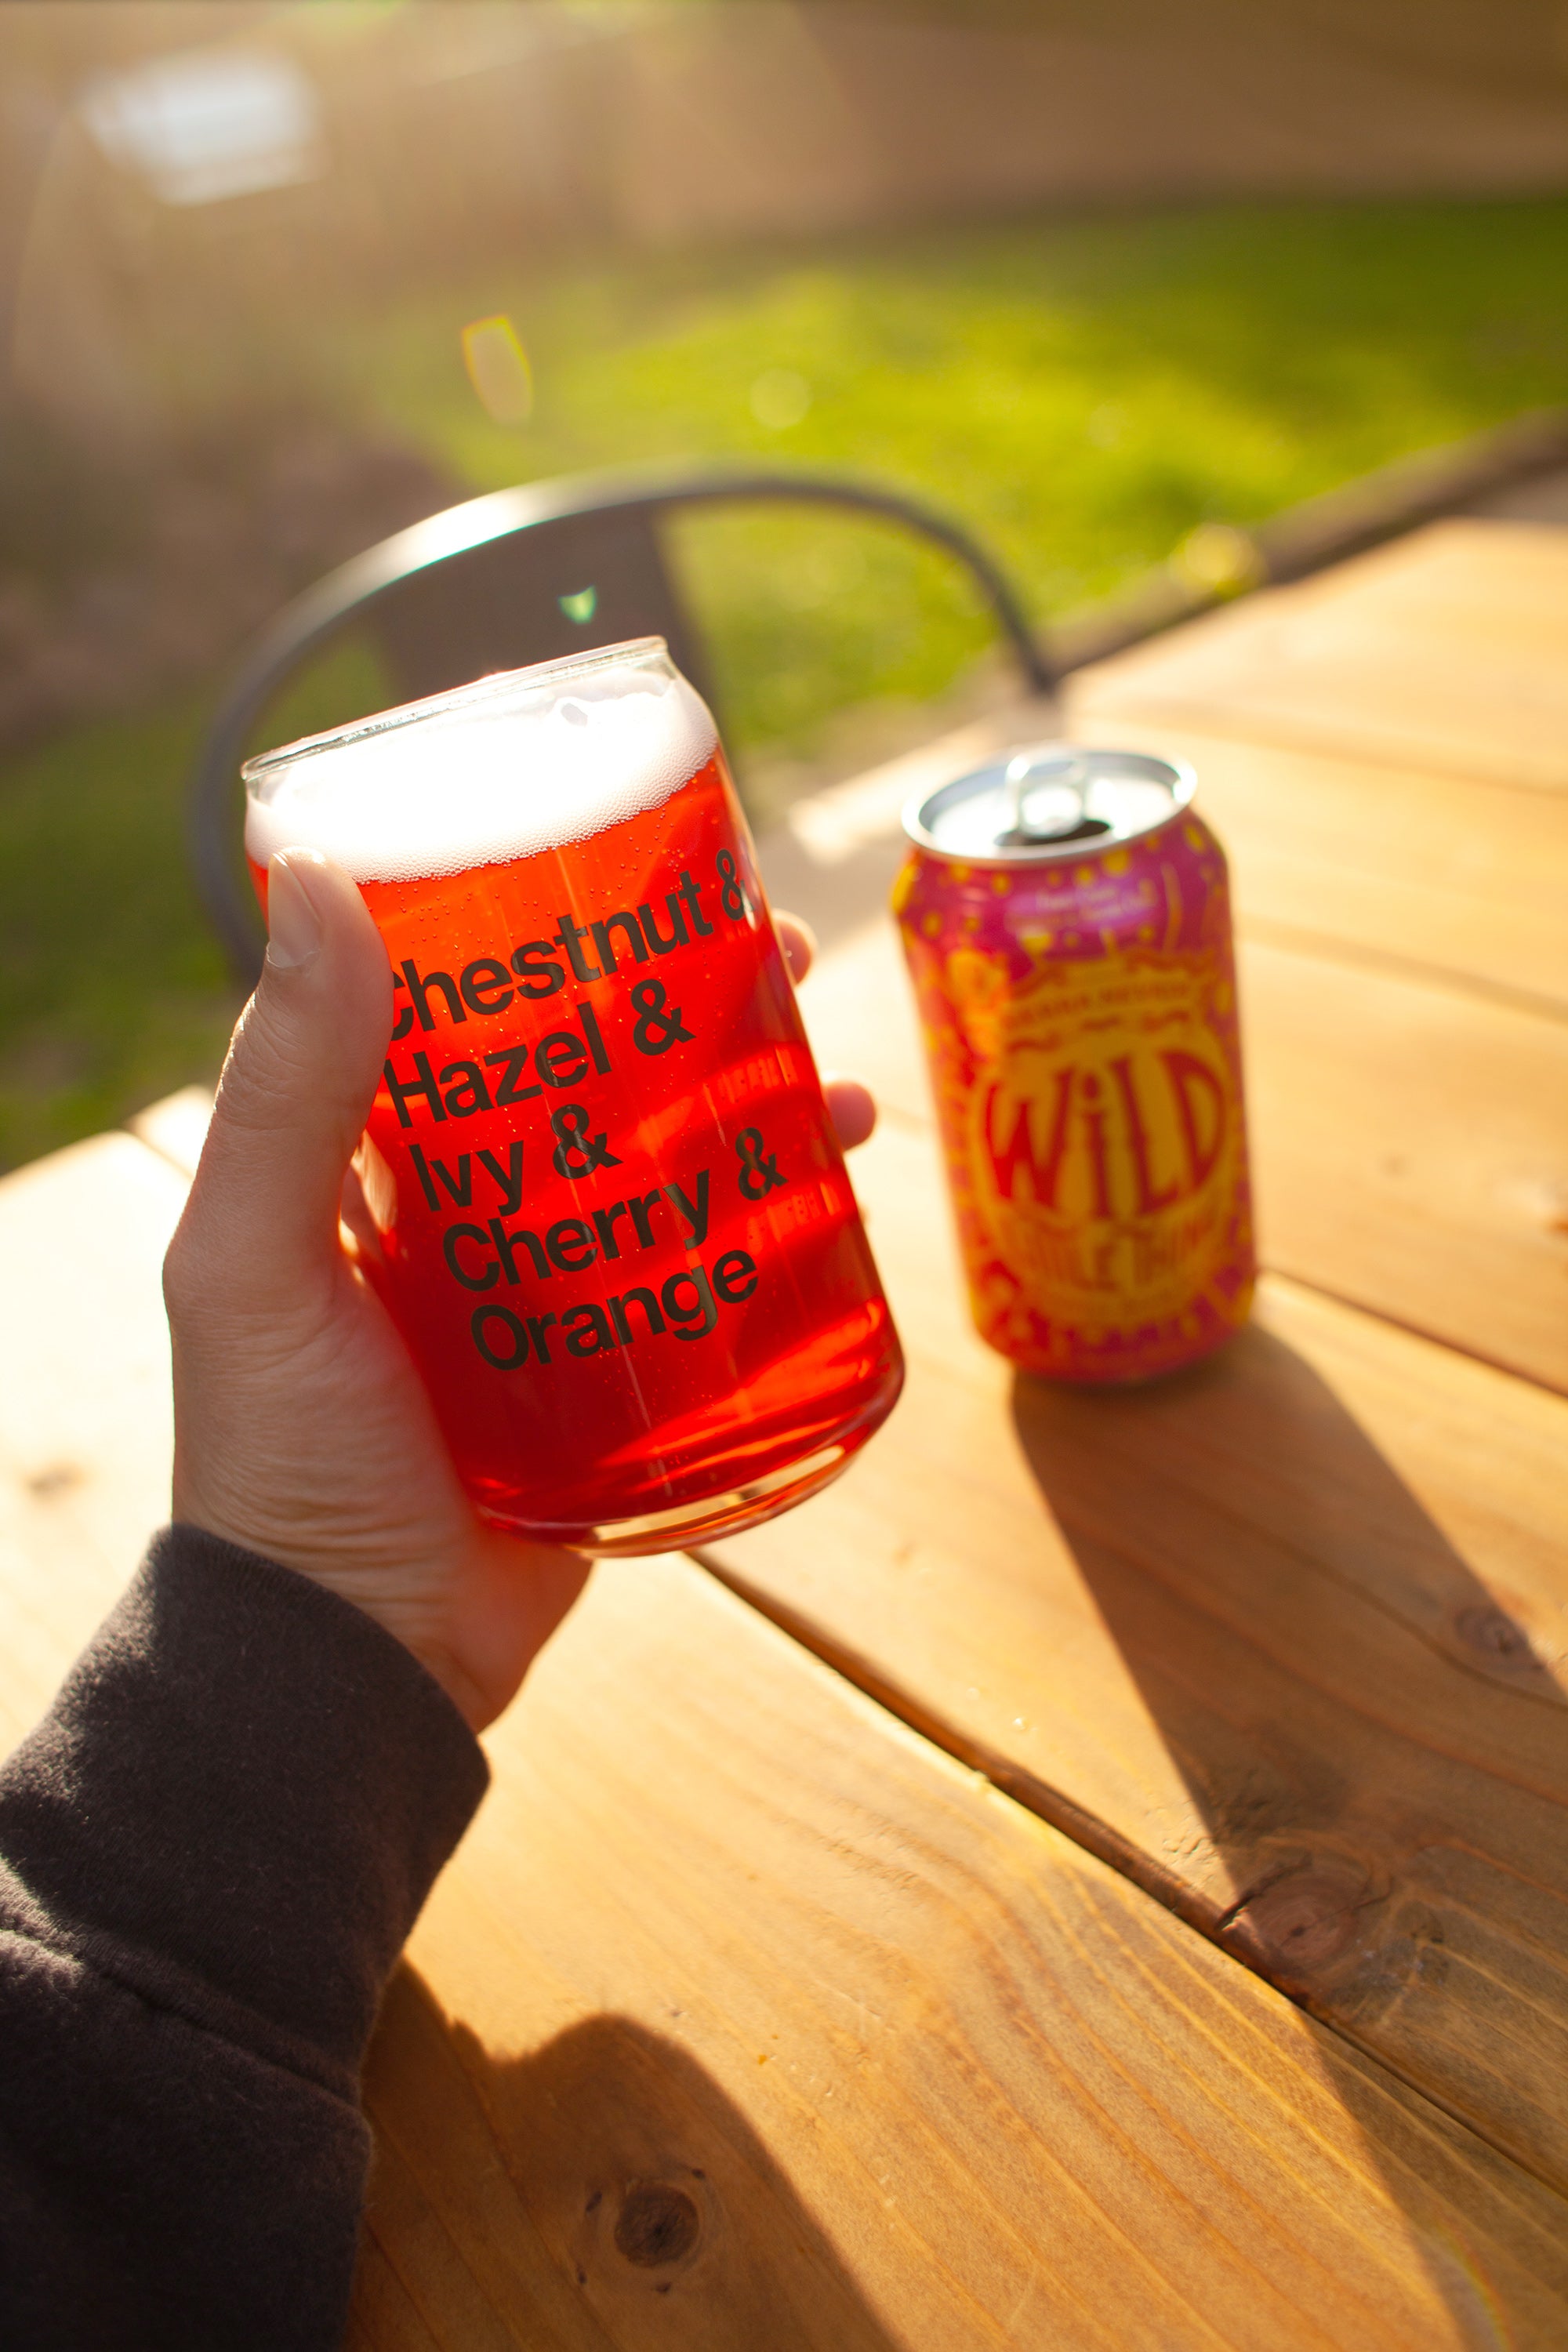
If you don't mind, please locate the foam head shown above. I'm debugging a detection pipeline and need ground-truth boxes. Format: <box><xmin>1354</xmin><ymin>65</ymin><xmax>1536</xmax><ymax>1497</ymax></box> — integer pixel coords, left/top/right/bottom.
<box><xmin>243</xmin><ymin>637</ymin><xmax>717</xmax><ymax>884</ymax></box>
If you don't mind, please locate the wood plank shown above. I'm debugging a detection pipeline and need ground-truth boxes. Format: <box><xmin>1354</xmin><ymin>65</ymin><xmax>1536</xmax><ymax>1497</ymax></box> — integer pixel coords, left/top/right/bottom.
<box><xmin>1069</xmin><ymin>519</ymin><xmax>1568</xmax><ymax>793</ymax></box>
<box><xmin>1054</xmin><ymin>714</ymin><xmax>1568</xmax><ymax>1014</ymax></box>
<box><xmin>352</xmin><ymin>1552</ymin><xmax>1568</xmax><ymax>2349</ymax></box>
<box><xmin>0</xmin><ymin>1131</ymin><xmax>187</xmax><ymax>1749</ymax></box>
<box><xmin>1240</xmin><ymin>936</ymin><xmax>1568</xmax><ymax>1382</ymax></box>
<box><xmin>705</xmin><ymin>1098</ymin><xmax>1568</xmax><ymax>2190</ymax></box>
<box><xmin>795</xmin><ymin>918</ymin><xmax>1568</xmax><ymax>1392</ymax></box>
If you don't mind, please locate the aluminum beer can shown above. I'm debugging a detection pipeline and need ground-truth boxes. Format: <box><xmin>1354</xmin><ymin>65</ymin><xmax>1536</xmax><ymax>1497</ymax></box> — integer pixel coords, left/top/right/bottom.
<box><xmin>891</xmin><ymin>745</ymin><xmax>1254</xmax><ymax>1382</ymax></box>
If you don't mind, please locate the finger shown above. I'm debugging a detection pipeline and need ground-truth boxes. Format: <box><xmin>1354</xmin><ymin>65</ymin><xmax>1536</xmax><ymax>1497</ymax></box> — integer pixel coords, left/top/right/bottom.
<box><xmin>823</xmin><ymin>1074</ymin><xmax>876</xmax><ymax>1152</ymax></box>
<box><xmin>775</xmin><ymin>909</ymin><xmax>817</xmax><ymax>986</ymax></box>
<box><xmin>173</xmin><ymin>852</ymin><xmax>391</xmax><ymax>1301</ymax></box>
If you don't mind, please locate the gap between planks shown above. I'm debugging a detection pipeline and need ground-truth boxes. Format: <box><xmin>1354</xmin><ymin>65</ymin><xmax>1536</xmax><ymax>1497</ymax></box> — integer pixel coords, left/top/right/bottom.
<box><xmin>1240</xmin><ymin>1263</ymin><xmax>1568</xmax><ymax>1406</ymax></box>
<box><xmin>1234</xmin><ymin>913</ymin><xmax>1568</xmax><ymax>1033</ymax></box>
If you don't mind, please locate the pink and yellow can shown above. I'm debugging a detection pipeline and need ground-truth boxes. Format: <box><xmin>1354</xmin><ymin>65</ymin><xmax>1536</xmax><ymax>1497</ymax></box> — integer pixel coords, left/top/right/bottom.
<box><xmin>892</xmin><ymin>745</ymin><xmax>1255</xmax><ymax>1382</ymax></box>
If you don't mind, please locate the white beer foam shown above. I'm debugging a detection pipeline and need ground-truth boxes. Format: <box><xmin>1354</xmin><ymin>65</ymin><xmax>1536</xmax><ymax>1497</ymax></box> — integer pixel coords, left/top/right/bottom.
<box><xmin>245</xmin><ymin>662</ymin><xmax>717</xmax><ymax>884</ymax></box>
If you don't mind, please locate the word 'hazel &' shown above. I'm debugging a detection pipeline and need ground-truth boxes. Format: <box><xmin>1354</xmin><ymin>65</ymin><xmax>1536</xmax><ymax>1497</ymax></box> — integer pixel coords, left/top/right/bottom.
<box><xmin>373</xmin><ymin>843</ymin><xmax>789</xmax><ymax>1372</ymax></box>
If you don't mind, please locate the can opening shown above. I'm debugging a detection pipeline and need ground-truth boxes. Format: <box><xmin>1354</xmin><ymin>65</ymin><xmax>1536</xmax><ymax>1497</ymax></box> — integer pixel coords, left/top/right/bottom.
<box><xmin>906</xmin><ymin>743</ymin><xmax>1196</xmax><ymax>862</ymax></box>
<box><xmin>1000</xmin><ymin>811</ymin><xmax>1113</xmax><ymax>847</ymax></box>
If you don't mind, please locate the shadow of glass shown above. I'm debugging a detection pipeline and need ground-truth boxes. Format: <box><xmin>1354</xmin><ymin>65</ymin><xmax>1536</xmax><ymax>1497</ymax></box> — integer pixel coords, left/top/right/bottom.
<box><xmin>1005</xmin><ymin>1319</ymin><xmax>1566</xmax><ymax>2328</ymax></box>
<box><xmin>354</xmin><ymin>1974</ymin><xmax>902</xmax><ymax>2351</ymax></box>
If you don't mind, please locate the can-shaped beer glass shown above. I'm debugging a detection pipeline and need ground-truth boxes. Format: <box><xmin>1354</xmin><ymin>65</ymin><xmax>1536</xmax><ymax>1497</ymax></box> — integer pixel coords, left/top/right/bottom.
<box><xmin>892</xmin><ymin>745</ymin><xmax>1254</xmax><ymax>1382</ymax></box>
<box><xmin>244</xmin><ymin>638</ymin><xmax>903</xmax><ymax>1552</ymax></box>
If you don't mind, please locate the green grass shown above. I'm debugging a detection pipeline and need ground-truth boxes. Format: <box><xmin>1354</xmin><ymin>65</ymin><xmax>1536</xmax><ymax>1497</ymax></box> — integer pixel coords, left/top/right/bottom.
<box><xmin>0</xmin><ymin>692</ymin><xmax>238</xmax><ymax>1168</ymax></box>
<box><xmin>5</xmin><ymin>195</ymin><xmax>1568</xmax><ymax>1167</ymax></box>
<box><xmin>356</xmin><ymin>198</ymin><xmax>1568</xmax><ymax>757</ymax></box>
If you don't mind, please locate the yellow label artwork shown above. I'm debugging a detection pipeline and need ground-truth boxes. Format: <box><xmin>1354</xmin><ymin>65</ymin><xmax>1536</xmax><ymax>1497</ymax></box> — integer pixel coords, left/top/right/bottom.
<box><xmin>960</xmin><ymin>946</ymin><xmax>1242</xmax><ymax>1333</ymax></box>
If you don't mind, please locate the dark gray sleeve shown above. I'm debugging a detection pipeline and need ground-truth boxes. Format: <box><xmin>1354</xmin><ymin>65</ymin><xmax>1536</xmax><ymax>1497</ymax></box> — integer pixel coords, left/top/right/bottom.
<box><xmin>0</xmin><ymin>1524</ymin><xmax>489</xmax><ymax>2352</ymax></box>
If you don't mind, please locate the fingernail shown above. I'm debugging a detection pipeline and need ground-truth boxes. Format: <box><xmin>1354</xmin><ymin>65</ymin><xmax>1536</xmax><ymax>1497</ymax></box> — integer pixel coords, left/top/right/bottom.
<box><xmin>266</xmin><ymin>852</ymin><xmax>325</xmax><ymax>971</ymax></box>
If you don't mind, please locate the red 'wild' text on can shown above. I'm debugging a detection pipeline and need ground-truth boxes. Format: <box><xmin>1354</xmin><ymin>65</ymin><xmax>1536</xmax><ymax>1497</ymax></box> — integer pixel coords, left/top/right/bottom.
<box><xmin>893</xmin><ymin>746</ymin><xmax>1254</xmax><ymax>1382</ymax></box>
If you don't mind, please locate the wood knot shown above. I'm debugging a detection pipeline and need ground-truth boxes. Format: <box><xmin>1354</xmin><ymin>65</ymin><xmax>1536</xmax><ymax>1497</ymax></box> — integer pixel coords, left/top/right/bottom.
<box><xmin>1453</xmin><ymin>1604</ymin><xmax>1538</xmax><ymax>1672</ymax></box>
<box><xmin>25</xmin><ymin>1462</ymin><xmax>82</xmax><ymax>1501</ymax></box>
<box><xmin>614</xmin><ymin>2183</ymin><xmax>700</xmax><ymax>2270</ymax></box>
<box><xmin>1225</xmin><ymin>1865</ymin><xmax>1369</xmax><ymax>1987</ymax></box>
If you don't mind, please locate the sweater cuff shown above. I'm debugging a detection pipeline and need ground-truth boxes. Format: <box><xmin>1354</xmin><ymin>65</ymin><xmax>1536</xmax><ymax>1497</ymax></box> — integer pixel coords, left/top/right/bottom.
<box><xmin>0</xmin><ymin>1526</ymin><xmax>488</xmax><ymax>2088</ymax></box>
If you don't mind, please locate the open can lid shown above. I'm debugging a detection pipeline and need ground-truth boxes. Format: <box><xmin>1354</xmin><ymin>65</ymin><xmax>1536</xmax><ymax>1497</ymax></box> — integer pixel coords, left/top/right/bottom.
<box><xmin>904</xmin><ymin>743</ymin><xmax>1196</xmax><ymax>862</ymax></box>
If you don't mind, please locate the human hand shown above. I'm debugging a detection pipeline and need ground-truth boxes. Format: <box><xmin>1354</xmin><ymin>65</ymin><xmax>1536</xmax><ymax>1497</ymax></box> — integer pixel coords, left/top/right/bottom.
<box><xmin>164</xmin><ymin>850</ymin><xmax>873</xmax><ymax>1733</ymax></box>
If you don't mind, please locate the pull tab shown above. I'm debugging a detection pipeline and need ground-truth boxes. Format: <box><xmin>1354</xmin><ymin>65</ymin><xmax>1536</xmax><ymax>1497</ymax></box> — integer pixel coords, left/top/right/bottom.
<box><xmin>999</xmin><ymin>753</ymin><xmax>1109</xmax><ymax>846</ymax></box>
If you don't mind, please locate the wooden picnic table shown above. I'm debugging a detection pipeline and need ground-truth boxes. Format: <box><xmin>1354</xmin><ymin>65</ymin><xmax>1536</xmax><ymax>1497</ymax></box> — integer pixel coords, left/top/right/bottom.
<box><xmin>2</xmin><ymin>514</ymin><xmax>1567</xmax><ymax>2347</ymax></box>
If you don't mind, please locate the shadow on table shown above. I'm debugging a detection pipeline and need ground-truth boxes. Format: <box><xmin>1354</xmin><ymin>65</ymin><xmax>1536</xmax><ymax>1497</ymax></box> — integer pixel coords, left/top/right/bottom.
<box><xmin>355</xmin><ymin>1979</ymin><xmax>902</xmax><ymax>2351</ymax></box>
<box><xmin>1007</xmin><ymin>1319</ymin><xmax>1566</xmax><ymax>2321</ymax></box>
<box><xmin>1009</xmin><ymin>1319</ymin><xmax>1563</xmax><ymax>1979</ymax></box>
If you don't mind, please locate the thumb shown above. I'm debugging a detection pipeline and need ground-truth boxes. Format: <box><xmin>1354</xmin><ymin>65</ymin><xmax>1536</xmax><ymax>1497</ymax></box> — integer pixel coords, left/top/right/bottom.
<box><xmin>178</xmin><ymin>851</ymin><xmax>393</xmax><ymax>1300</ymax></box>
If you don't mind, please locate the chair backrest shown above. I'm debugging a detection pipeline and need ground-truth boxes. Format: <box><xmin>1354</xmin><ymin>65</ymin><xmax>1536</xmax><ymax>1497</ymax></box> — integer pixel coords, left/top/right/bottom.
<box><xmin>365</xmin><ymin>501</ymin><xmax>717</xmax><ymax>711</ymax></box>
<box><xmin>189</xmin><ymin>463</ymin><xmax>1054</xmax><ymax>986</ymax></box>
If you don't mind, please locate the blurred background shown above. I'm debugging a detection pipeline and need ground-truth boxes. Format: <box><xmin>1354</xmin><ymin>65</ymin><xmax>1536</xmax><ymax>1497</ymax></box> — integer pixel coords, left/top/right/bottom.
<box><xmin>2</xmin><ymin>0</ymin><xmax>1566</xmax><ymax>1167</ymax></box>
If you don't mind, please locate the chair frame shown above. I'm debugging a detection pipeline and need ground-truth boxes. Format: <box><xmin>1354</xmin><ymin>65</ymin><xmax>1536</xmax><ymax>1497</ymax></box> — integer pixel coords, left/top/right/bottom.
<box><xmin>188</xmin><ymin>462</ymin><xmax>1054</xmax><ymax>985</ymax></box>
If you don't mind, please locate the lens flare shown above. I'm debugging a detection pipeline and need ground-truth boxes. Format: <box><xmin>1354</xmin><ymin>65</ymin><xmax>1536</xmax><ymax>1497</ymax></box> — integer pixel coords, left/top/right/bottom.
<box><xmin>1172</xmin><ymin>522</ymin><xmax>1262</xmax><ymax>598</ymax></box>
<box><xmin>462</xmin><ymin>314</ymin><xmax>533</xmax><ymax>425</ymax></box>
<box><xmin>750</xmin><ymin>368</ymin><xmax>811</xmax><ymax>430</ymax></box>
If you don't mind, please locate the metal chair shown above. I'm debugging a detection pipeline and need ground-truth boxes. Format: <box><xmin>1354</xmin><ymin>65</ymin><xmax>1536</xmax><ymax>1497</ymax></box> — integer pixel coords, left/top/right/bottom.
<box><xmin>187</xmin><ymin>461</ymin><xmax>1054</xmax><ymax>986</ymax></box>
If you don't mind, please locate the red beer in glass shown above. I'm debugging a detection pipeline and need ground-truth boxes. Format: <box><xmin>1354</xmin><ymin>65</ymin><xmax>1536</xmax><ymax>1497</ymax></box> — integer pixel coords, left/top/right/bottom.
<box><xmin>244</xmin><ymin>638</ymin><xmax>902</xmax><ymax>1553</ymax></box>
